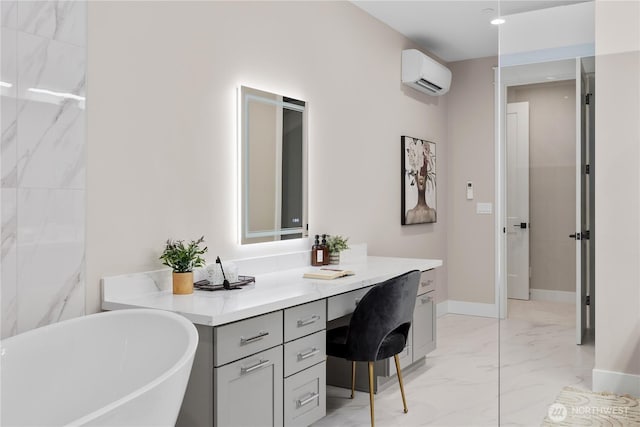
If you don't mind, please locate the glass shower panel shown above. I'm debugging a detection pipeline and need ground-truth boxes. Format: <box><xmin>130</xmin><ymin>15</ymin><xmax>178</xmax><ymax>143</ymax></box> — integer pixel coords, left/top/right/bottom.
<box><xmin>498</xmin><ymin>1</ymin><xmax>598</xmax><ymax>425</ymax></box>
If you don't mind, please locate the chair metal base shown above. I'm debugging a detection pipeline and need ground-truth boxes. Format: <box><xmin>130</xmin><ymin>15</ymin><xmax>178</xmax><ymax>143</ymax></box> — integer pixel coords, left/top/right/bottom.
<box><xmin>394</xmin><ymin>354</ymin><xmax>408</xmax><ymax>413</ymax></box>
<box><xmin>351</xmin><ymin>361</ymin><xmax>356</xmax><ymax>399</ymax></box>
<box><xmin>369</xmin><ymin>362</ymin><xmax>375</xmax><ymax>427</ymax></box>
<box><xmin>349</xmin><ymin>356</ymin><xmax>409</xmax><ymax>427</ymax></box>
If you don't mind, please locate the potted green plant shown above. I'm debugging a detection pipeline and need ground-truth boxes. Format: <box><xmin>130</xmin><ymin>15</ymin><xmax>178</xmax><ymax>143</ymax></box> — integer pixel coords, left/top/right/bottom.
<box><xmin>159</xmin><ymin>236</ymin><xmax>208</xmax><ymax>294</ymax></box>
<box><xmin>326</xmin><ymin>235</ymin><xmax>349</xmax><ymax>265</ymax></box>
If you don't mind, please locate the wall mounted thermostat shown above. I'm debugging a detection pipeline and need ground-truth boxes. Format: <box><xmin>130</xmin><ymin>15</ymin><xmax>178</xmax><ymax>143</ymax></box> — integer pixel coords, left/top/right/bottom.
<box><xmin>466</xmin><ymin>181</ymin><xmax>474</xmax><ymax>200</ymax></box>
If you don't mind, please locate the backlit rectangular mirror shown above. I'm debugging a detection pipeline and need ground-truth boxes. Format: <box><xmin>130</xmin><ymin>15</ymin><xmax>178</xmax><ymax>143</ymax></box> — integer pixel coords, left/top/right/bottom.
<box><xmin>239</xmin><ymin>86</ymin><xmax>308</xmax><ymax>245</ymax></box>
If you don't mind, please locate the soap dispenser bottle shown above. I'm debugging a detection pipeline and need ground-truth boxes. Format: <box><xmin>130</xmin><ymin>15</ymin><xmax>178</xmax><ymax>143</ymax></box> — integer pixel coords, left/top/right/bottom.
<box><xmin>311</xmin><ymin>235</ymin><xmax>324</xmax><ymax>266</ymax></box>
<box><xmin>321</xmin><ymin>234</ymin><xmax>329</xmax><ymax>265</ymax></box>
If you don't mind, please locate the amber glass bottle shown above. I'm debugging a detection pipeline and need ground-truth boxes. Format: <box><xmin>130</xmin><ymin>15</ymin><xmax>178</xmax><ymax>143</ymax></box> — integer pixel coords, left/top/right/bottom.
<box><xmin>321</xmin><ymin>234</ymin><xmax>329</xmax><ymax>265</ymax></box>
<box><xmin>311</xmin><ymin>235</ymin><xmax>324</xmax><ymax>266</ymax></box>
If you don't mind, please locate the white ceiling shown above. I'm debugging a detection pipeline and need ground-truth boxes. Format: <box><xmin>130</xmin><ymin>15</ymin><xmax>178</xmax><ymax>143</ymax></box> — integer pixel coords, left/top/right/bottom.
<box><xmin>352</xmin><ymin>1</ymin><xmax>589</xmax><ymax>62</ymax></box>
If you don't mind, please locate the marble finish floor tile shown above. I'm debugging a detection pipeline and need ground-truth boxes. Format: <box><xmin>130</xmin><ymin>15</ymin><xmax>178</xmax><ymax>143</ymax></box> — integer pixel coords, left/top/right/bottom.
<box><xmin>314</xmin><ymin>300</ymin><xmax>594</xmax><ymax>427</ymax></box>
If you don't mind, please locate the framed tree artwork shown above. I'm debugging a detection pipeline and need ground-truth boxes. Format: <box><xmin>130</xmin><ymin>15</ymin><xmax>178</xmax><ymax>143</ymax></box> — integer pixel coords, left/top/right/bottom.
<box><xmin>401</xmin><ymin>136</ymin><xmax>437</xmax><ymax>225</ymax></box>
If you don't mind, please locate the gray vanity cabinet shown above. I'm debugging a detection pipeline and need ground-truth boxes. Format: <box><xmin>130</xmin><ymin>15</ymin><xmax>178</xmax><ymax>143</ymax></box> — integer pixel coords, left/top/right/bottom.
<box><xmin>283</xmin><ymin>300</ymin><xmax>327</xmax><ymax>427</ymax></box>
<box><xmin>413</xmin><ymin>269</ymin><xmax>437</xmax><ymax>360</ymax></box>
<box><xmin>176</xmin><ymin>270</ymin><xmax>437</xmax><ymax>425</ymax></box>
<box><xmin>213</xmin><ymin>311</ymin><xmax>284</xmax><ymax>426</ymax></box>
<box><xmin>177</xmin><ymin>302</ymin><xmax>325</xmax><ymax>427</ymax></box>
<box><xmin>214</xmin><ymin>346</ymin><xmax>284</xmax><ymax>426</ymax></box>
<box><xmin>177</xmin><ymin>311</ymin><xmax>284</xmax><ymax>427</ymax></box>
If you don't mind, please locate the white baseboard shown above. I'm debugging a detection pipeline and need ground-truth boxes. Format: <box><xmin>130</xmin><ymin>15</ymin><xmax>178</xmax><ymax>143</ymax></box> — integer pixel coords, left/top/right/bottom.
<box><xmin>436</xmin><ymin>300</ymin><xmax>448</xmax><ymax>317</ymax></box>
<box><xmin>593</xmin><ymin>368</ymin><xmax>640</xmax><ymax>397</ymax></box>
<box><xmin>530</xmin><ymin>289</ymin><xmax>576</xmax><ymax>304</ymax></box>
<box><xmin>446</xmin><ymin>300</ymin><xmax>499</xmax><ymax>318</ymax></box>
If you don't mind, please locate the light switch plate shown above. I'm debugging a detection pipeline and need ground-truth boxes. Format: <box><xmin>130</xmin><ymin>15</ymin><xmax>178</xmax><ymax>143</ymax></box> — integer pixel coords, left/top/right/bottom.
<box><xmin>476</xmin><ymin>202</ymin><xmax>493</xmax><ymax>214</ymax></box>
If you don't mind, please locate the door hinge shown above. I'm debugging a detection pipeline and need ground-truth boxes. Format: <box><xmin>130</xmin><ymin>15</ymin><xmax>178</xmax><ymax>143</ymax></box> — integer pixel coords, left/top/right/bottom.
<box><xmin>586</xmin><ymin>295</ymin><xmax>591</xmax><ymax>306</ymax></box>
<box><xmin>585</xmin><ymin>164</ymin><xmax>590</xmax><ymax>174</ymax></box>
<box><xmin>585</xmin><ymin>93</ymin><xmax>592</xmax><ymax>105</ymax></box>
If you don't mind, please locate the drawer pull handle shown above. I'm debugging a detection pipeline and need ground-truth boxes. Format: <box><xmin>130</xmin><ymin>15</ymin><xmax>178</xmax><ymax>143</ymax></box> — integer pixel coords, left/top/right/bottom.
<box><xmin>296</xmin><ymin>392</ymin><xmax>320</xmax><ymax>409</ymax></box>
<box><xmin>421</xmin><ymin>279</ymin><xmax>434</xmax><ymax>287</ymax></box>
<box><xmin>240</xmin><ymin>331</ymin><xmax>269</xmax><ymax>345</ymax></box>
<box><xmin>297</xmin><ymin>315</ymin><xmax>321</xmax><ymax>327</ymax></box>
<box><xmin>297</xmin><ymin>348</ymin><xmax>320</xmax><ymax>361</ymax></box>
<box><xmin>421</xmin><ymin>296</ymin><xmax>432</xmax><ymax>304</ymax></box>
<box><xmin>240</xmin><ymin>359</ymin><xmax>270</xmax><ymax>375</ymax></box>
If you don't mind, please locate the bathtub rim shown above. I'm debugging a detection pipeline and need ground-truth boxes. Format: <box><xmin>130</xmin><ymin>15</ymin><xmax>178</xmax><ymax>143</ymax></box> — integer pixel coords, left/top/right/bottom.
<box><xmin>1</xmin><ymin>308</ymin><xmax>198</xmax><ymax>426</ymax></box>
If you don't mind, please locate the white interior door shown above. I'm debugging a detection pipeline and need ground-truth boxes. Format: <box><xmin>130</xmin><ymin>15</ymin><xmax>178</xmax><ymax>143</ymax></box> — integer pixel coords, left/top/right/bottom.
<box><xmin>506</xmin><ymin>102</ymin><xmax>530</xmax><ymax>300</ymax></box>
<box><xmin>575</xmin><ymin>59</ymin><xmax>587</xmax><ymax>345</ymax></box>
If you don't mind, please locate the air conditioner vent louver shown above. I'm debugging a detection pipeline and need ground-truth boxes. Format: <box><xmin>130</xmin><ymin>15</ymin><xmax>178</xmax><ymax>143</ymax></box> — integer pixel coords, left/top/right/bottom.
<box><xmin>416</xmin><ymin>78</ymin><xmax>442</xmax><ymax>93</ymax></box>
<box><xmin>402</xmin><ymin>49</ymin><xmax>451</xmax><ymax>96</ymax></box>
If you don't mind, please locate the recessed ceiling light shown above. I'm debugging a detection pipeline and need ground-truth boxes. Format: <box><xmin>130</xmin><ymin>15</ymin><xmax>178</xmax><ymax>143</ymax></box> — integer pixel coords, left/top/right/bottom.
<box><xmin>491</xmin><ymin>18</ymin><xmax>506</xmax><ymax>25</ymax></box>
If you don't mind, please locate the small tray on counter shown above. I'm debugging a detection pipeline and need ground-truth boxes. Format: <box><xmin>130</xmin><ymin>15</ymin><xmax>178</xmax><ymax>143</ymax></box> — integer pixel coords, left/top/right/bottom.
<box><xmin>194</xmin><ymin>275</ymin><xmax>256</xmax><ymax>291</ymax></box>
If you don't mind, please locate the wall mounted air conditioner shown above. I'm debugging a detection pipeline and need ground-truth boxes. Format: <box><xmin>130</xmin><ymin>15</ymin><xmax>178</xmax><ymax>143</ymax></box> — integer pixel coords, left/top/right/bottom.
<box><xmin>401</xmin><ymin>49</ymin><xmax>452</xmax><ymax>96</ymax></box>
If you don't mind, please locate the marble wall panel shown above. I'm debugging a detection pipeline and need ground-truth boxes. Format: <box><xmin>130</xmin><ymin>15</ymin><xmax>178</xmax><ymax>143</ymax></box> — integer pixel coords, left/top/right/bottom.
<box><xmin>1</xmin><ymin>28</ymin><xmax>17</xmax><ymax>188</ymax></box>
<box><xmin>16</xmin><ymin>188</ymin><xmax>85</xmax><ymax>332</ymax></box>
<box><xmin>0</xmin><ymin>0</ymin><xmax>17</xmax><ymax>29</ymax></box>
<box><xmin>16</xmin><ymin>32</ymin><xmax>85</xmax><ymax>189</ymax></box>
<box><xmin>1</xmin><ymin>188</ymin><xmax>17</xmax><ymax>337</ymax></box>
<box><xmin>17</xmin><ymin>0</ymin><xmax>86</xmax><ymax>47</ymax></box>
<box><xmin>1</xmin><ymin>0</ymin><xmax>85</xmax><ymax>337</ymax></box>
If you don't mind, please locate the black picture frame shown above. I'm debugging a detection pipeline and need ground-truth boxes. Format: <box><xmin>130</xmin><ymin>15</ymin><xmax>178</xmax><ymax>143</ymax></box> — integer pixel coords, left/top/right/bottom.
<box><xmin>401</xmin><ymin>136</ymin><xmax>437</xmax><ymax>225</ymax></box>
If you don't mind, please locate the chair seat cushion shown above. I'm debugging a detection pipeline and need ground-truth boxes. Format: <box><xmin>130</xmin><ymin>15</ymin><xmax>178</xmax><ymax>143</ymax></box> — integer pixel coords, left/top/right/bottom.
<box><xmin>376</xmin><ymin>332</ymin><xmax>406</xmax><ymax>360</ymax></box>
<box><xmin>326</xmin><ymin>326</ymin><xmax>406</xmax><ymax>361</ymax></box>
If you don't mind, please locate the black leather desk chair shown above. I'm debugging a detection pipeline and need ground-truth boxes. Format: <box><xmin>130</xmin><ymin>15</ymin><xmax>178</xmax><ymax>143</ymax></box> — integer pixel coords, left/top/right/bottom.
<box><xmin>326</xmin><ymin>270</ymin><xmax>421</xmax><ymax>427</ymax></box>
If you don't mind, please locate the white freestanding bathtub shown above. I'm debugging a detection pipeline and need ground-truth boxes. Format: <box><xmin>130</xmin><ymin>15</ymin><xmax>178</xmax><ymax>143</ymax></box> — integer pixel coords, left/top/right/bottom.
<box><xmin>1</xmin><ymin>309</ymin><xmax>198</xmax><ymax>426</ymax></box>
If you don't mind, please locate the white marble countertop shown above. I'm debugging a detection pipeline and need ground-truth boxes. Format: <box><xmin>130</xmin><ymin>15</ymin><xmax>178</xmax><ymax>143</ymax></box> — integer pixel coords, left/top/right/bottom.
<box><xmin>102</xmin><ymin>252</ymin><xmax>442</xmax><ymax>327</ymax></box>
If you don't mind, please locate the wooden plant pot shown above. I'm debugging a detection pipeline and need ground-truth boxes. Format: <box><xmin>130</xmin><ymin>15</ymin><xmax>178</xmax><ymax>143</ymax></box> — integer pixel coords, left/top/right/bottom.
<box><xmin>173</xmin><ymin>271</ymin><xmax>194</xmax><ymax>295</ymax></box>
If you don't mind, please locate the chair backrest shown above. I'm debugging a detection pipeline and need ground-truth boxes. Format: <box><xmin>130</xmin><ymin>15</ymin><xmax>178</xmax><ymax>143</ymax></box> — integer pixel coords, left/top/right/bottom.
<box><xmin>345</xmin><ymin>270</ymin><xmax>421</xmax><ymax>361</ymax></box>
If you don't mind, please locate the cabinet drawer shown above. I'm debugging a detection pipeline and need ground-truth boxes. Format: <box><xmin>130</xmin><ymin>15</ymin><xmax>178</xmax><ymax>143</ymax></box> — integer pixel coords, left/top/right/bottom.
<box><xmin>284</xmin><ymin>330</ymin><xmax>326</xmax><ymax>377</ymax></box>
<box><xmin>413</xmin><ymin>291</ymin><xmax>436</xmax><ymax>360</ymax></box>
<box><xmin>327</xmin><ymin>287</ymin><xmax>371</xmax><ymax>320</ymax></box>
<box><xmin>214</xmin><ymin>346</ymin><xmax>283</xmax><ymax>427</ymax></box>
<box><xmin>284</xmin><ymin>362</ymin><xmax>326</xmax><ymax>427</ymax></box>
<box><xmin>418</xmin><ymin>269</ymin><xmax>436</xmax><ymax>296</ymax></box>
<box><xmin>214</xmin><ymin>311</ymin><xmax>283</xmax><ymax>366</ymax></box>
<box><xmin>284</xmin><ymin>300</ymin><xmax>326</xmax><ymax>342</ymax></box>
